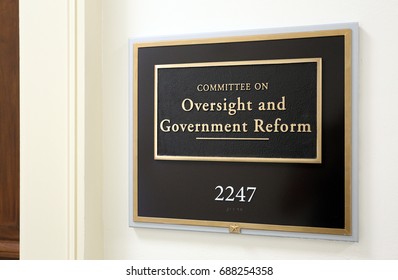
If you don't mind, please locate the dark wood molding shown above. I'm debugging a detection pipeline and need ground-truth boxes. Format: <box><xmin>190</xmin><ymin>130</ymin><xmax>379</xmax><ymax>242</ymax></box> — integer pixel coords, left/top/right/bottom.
<box><xmin>0</xmin><ymin>0</ymin><xmax>20</xmax><ymax>260</ymax></box>
<box><xmin>0</xmin><ymin>240</ymin><xmax>19</xmax><ymax>260</ymax></box>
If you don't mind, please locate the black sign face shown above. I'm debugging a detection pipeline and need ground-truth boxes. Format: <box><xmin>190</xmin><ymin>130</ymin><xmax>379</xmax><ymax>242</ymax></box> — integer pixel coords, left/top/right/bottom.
<box><xmin>132</xmin><ymin>28</ymin><xmax>354</xmax><ymax>237</ymax></box>
<box><xmin>155</xmin><ymin>59</ymin><xmax>321</xmax><ymax>163</ymax></box>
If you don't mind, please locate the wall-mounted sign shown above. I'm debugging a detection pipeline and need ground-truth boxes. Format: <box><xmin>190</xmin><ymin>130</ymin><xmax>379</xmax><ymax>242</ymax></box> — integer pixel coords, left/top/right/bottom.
<box><xmin>130</xmin><ymin>24</ymin><xmax>358</xmax><ymax>240</ymax></box>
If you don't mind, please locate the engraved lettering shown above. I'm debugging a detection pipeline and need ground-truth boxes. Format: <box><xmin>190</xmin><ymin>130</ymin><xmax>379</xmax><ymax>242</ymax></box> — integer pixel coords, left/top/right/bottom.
<box><xmin>160</xmin><ymin>118</ymin><xmax>249</xmax><ymax>133</ymax></box>
<box><xmin>258</xmin><ymin>96</ymin><xmax>286</xmax><ymax>111</ymax></box>
<box><xmin>196</xmin><ymin>83</ymin><xmax>252</xmax><ymax>92</ymax></box>
<box><xmin>254</xmin><ymin>118</ymin><xmax>312</xmax><ymax>133</ymax></box>
<box><xmin>254</xmin><ymin>82</ymin><xmax>269</xmax><ymax>90</ymax></box>
<box><xmin>181</xmin><ymin>97</ymin><xmax>253</xmax><ymax>116</ymax></box>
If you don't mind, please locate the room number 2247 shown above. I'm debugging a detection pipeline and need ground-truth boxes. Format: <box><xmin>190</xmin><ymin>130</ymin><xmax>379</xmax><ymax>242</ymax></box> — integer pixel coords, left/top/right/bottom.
<box><xmin>215</xmin><ymin>186</ymin><xmax>256</xmax><ymax>203</ymax></box>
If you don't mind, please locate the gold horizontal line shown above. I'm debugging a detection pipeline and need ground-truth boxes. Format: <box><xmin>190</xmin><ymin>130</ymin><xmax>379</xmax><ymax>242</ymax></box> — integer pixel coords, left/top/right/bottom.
<box><xmin>196</xmin><ymin>137</ymin><xmax>269</xmax><ymax>141</ymax></box>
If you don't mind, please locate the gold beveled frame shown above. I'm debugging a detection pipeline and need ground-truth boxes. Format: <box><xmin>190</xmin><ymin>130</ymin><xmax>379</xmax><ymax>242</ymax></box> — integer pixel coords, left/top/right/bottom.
<box><xmin>132</xmin><ymin>29</ymin><xmax>353</xmax><ymax>236</ymax></box>
<box><xmin>154</xmin><ymin>58</ymin><xmax>322</xmax><ymax>164</ymax></box>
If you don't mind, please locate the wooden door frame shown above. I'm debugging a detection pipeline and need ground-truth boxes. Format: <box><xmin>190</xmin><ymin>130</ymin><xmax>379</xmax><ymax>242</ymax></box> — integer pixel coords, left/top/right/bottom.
<box><xmin>0</xmin><ymin>0</ymin><xmax>20</xmax><ymax>260</ymax></box>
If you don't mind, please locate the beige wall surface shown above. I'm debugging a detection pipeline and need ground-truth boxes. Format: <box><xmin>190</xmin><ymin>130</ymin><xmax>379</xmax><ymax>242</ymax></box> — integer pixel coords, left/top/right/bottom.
<box><xmin>20</xmin><ymin>0</ymin><xmax>102</xmax><ymax>260</ymax></box>
<box><xmin>102</xmin><ymin>0</ymin><xmax>398</xmax><ymax>259</ymax></box>
<box><xmin>20</xmin><ymin>0</ymin><xmax>74</xmax><ymax>259</ymax></box>
<box><xmin>20</xmin><ymin>0</ymin><xmax>398</xmax><ymax>259</ymax></box>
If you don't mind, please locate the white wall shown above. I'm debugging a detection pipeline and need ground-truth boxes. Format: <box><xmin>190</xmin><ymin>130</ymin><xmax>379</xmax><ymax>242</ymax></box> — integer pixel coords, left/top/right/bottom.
<box><xmin>20</xmin><ymin>0</ymin><xmax>103</xmax><ymax>259</ymax></box>
<box><xmin>84</xmin><ymin>0</ymin><xmax>104</xmax><ymax>260</ymax></box>
<box><xmin>20</xmin><ymin>0</ymin><xmax>77</xmax><ymax>259</ymax></box>
<box><xmin>19</xmin><ymin>0</ymin><xmax>398</xmax><ymax>260</ymax></box>
<box><xmin>102</xmin><ymin>0</ymin><xmax>398</xmax><ymax>259</ymax></box>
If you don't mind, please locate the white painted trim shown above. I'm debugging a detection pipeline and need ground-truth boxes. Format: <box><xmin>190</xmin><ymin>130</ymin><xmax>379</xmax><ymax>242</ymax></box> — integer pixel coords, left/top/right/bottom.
<box><xmin>67</xmin><ymin>0</ymin><xmax>78</xmax><ymax>260</ymax></box>
<box><xmin>75</xmin><ymin>0</ymin><xmax>87</xmax><ymax>260</ymax></box>
<box><xmin>20</xmin><ymin>0</ymin><xmax>85</xmax><ymax>259</ymax></box>
<box><xmin>67</xmin><ymin>0</ymin><xmax>87</xmax><ymax>260</ymax></box>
